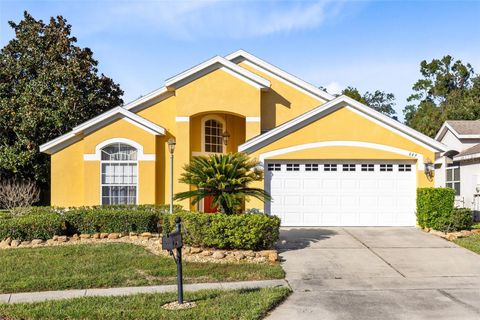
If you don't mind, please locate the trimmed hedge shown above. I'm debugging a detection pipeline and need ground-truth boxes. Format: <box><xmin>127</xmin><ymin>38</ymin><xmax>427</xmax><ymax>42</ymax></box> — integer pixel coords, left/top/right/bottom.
<box><xmin>163</xmin><ymin>212</ymin><xmax>281</xmax><ymax>250</ymax></box>
<box><xmin>63</xmin><ymin>208</ymin><xmax>160</xmax><ymax>234</ymax></box>
<box><xmin>417</xmin><ymin>188</ymin><xmax>473</xmax><ymax>232</ymax></box>
<box><xmin>417</xmin><ymin>188</ymin><xmax>455</xmax><ymax>229</ymax></box>
<box><xmin>0</xmin><ymin>213</ymin><xmax>65</xmax><ymax>241</ymax></box>
<box><xmin>0</xmin><ymin>205</ymin><xmax>280</xmax><ymax>250</ymax></box>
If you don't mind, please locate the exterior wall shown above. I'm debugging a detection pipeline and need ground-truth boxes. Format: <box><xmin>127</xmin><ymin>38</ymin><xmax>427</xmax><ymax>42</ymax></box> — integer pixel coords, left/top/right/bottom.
<box><xmin>52</xmin><ymin>118</ymin><xmax>158</xmax><ymax>207</ymax></box>
<box><xmin>245</xmin><ymin>106</ymin><xmax>436</xmax><ymax>210</ymax></box>
<box><xmin>440</xmin><ymin>130</ymin><xmax>480</xmax><ymax>152</ymax></box>
<box><xmin>51</xmin><ymin>140</ymin><xmax>85</xmax><ymax>207</ymax></box>
<box><xmin>458</xmin><ymin>160</ymin><xmax>480</xmax><ymax>209</ymax></box>
<box><xmin>238</xmin><ymin>61</ymin><xmax>324</xmax><ymax>131</ymax></box>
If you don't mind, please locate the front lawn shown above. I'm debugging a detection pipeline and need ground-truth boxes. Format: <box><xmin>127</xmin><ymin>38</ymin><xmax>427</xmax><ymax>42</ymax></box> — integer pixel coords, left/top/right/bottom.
<box><xmin>0</xmin><ymin>243</ymin><xmax>284</xmax><ymax>294</ymax></box>
<box><xmin>0</xmin><ymin>287</ymin><xmax>291</xmax><ymax>320</ymax></box>
<box><xmin>454</xmin><ymin>234</ymin><xmax>480</xmax><ymax>254</ymax></box>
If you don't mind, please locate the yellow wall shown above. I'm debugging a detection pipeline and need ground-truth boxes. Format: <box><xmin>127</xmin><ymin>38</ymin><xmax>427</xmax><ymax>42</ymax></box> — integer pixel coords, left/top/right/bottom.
<box><xmin>51</xmin><ymin>118</ymin><xmax>158</xmax><ymax>207</ymax></box>
<box><xmin>51</xmin><ymin>140</ymin><xmax>85</xmax><ymax>207</ymax></box>
<box><xmin>238</xmin><ymin>61</ymin><xmax>324</xmax><ymax>130</ymax></box>
<box><xmin>245</xmin><ymin>106</ymin><xmax>436</xmax><ymax>209</ymax></box>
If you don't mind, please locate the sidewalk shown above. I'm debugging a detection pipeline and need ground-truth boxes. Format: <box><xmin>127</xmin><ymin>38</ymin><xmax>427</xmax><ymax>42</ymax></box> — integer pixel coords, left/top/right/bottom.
<box><xmin>0</xmin><ymin>279</ymin><xmax>288</xmax><ymax>304</ymax></box>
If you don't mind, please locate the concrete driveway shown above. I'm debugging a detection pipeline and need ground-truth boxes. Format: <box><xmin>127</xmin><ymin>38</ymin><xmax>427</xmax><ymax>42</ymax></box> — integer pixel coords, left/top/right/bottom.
<box><xmin>267</xmin><ymin>227</ymin><xmax>480</xmax><ymax>320</ymax></box>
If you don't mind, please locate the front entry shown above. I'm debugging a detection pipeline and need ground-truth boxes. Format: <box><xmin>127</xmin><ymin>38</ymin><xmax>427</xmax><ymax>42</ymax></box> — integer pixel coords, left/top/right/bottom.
<box><xmin>203</xmin><ymin>196</ymin><xmax>218</xmax><ymax>213</ymax></box>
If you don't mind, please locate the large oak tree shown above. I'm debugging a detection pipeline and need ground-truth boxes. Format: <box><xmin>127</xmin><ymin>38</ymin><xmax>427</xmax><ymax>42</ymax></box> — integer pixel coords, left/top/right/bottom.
<box><xmin>403</xmin><ymin>56</ymin><xmax>480</xmax><ymax>137</ymax></box>
<box><xmin>0</xmin><ymin>12</ymin><xmax>123</xmax><ymax>189</ymax></box>
<box><xmin>342</xmin><ymin>86</ymin><xmax>397</xmax><ymax>119</ymax></box>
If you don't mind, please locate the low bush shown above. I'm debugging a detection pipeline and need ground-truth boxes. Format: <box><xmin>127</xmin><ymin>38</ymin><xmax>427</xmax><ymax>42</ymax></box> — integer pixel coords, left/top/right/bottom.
<box><xmin>63</xmin><ymin>208</ymin><xmax>160</xmax><ymax>234</ymax></box>
<box><xmin>436</xmin><ymin>208</ymin><xmax>474</xmax><ymax>233</ymax></box>
<box><xmin>163</xmin><ymin>212</ymin><xmax>281</xmax><ymax>250</ymax></box>
<box><xmin>417</xmin><ymin>188</ymin><xmax>473</xmax><ymax>232</ymax></box>
<box><xmin>0</xmin><ymin>213</ymin><xmax>65</xmax><ymax>241</ymax></box>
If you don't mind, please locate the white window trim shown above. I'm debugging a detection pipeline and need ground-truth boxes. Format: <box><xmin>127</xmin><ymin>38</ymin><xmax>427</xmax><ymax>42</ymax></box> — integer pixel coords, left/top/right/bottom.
<box><xmin>446</xmin><ymin>165</ymin><xmax>461</xmax><ymax>195</ymax></box>
<box><xmin>201</xmin><ymin>115</ymin><xmax>226</xmax><ymax>154</ymax></box>
<box><xmin>84</xmin><ymin>138</ymin><xmax>155</xmax><ymax>161</ymax></box>
<box><xmin>99</xmin><ymin>143</ymin><xmax>139</xmax><ymax>205</ymax></box>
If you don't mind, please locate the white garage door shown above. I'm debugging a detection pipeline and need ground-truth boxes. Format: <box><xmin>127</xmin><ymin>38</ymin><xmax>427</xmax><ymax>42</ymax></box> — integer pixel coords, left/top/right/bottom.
<box><xmin>265</xmin><ymin>161</ymin><xmax>416</xmax><ymax>226</ymax></box>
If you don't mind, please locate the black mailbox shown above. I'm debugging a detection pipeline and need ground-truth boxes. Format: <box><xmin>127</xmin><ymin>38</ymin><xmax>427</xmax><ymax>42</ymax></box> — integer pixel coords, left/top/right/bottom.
<box><xmin>162</xmin><ymin>230</ymin><xmax>183</xmax><ymax>251</ymax></box>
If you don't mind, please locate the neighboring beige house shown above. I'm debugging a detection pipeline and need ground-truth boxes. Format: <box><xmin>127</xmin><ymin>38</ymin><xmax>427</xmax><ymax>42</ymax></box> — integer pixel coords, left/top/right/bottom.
<box><xmin>435</xmin><ymin>120</ymin><xmax>480</xmax><ymax>218</ymax></box>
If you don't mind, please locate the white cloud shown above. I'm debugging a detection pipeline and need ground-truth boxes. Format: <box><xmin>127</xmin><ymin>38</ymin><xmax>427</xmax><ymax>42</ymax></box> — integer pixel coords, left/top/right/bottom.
<box><xmin>324</xmin><ymin>81</ymin><xmax>343</xmax><ymax>95</ymax></box>
<box><xmin>82</xmin><ymin>0</ymin><xmax>344</xmax><ymax>39</ymax></box>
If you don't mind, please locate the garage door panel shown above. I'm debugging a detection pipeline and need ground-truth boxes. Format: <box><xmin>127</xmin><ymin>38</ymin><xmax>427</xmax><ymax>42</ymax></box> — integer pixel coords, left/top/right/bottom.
<box><xmin>303</xmin><ymin>195</ymin><xmax>320</xmax><ymax>206</ymax></box>
<box><xmin>266</xmin><ymin>160</ymin><xmax>416</xmax><ymax>227</ymax></box>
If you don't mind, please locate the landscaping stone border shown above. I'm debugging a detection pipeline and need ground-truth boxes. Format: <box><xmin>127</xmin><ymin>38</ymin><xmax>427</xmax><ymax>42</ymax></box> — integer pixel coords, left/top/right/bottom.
<box><xmin>422</xmin><ymin>227</ymin><xmax>480</xmax><ymax>241</ymax></box>
<box><xmin>0</xmin><ymin>232</ymin><xmax>278</xmax><ymax>264</ymax></box>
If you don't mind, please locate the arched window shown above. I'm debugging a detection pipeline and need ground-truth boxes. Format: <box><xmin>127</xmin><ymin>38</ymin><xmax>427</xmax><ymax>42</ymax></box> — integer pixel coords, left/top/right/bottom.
<box><xmin>100</xmin><ymin>143</ymin><xmax>137</xmax><ymax>205</ymax></box>
<box><xmin>203</xmin><ymin>118</ymin><xmax>224</xmax><ymax>153</ymax></box>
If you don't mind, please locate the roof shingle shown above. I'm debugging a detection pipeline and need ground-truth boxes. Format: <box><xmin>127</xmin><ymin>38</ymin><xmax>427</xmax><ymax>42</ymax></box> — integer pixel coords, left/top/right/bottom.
<box><xmin>446</xmin><ymin>120</ymin><xmax>480</xmax><ymax>135</ymax></box>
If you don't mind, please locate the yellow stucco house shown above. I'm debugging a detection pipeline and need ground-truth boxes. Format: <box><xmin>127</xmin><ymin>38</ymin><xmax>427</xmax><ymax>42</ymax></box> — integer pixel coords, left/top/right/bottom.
<box><xmin>40</xmin><ymin>50</ymin><xmax>446</xmax><ymax>227</ymax></box>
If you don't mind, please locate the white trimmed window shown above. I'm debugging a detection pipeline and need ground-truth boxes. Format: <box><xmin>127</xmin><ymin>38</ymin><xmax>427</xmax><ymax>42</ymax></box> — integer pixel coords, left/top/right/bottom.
<box><xmin>101</xmin><ymin>143</ymin><xmax>138</xmax><ymax>205</ymax></box>
<box><xmin>446</xmin><ymin>166</ymin><xmax>460</xmax><ymax>196</ymax></box>
<box><xmin>204</xmin><ymin>119</ymin><xmax>224</xmax><ymax>153</ymax></box>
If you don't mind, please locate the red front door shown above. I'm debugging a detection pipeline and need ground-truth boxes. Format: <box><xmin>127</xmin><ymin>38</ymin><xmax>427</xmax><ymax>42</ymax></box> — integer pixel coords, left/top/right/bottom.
<box><xmin>203</xmin><ymin>196</ymin><xmax>218</xmax><ymax>213</ymax></box>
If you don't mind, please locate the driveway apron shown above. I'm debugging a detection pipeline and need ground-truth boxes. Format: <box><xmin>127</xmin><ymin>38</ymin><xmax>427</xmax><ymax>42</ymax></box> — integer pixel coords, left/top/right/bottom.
<box><xmin>267</xmin><ymin>227</ymin><xmax>480</xmax><ymax>320</ymax></box>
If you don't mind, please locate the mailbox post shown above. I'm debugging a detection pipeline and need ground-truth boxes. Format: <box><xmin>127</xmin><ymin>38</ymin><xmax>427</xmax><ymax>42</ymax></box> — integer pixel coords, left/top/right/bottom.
<box><xmin>175</xmin><ymin>217</ymin><xmax>184</xmax><ymax>304</ymax></box>
<box><xmin>162</xmin><ymin>217</ymin><xmax>184</xmax><ymax>304</ymax></box>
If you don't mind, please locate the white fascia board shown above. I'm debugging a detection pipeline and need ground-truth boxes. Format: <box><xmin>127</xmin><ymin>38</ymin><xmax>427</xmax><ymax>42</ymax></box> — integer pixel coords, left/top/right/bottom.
<box><xmin>225</xmin><ymin>49</ymin><xmax>334</xmax><ymax>102</ymax></box>
<box><xmin>238</xmin><ymin>95</ymin><xmax>447</xmax><ymax>154</ymax></box>
<box><xmin>40</xmin><ymin>107</ymin><xmax>165</xmax><ymax>154</ymax></box>
<box><xmin>164</xmin><ymin>55</ymin><xmax>270</xmax><ymax>90</ymax></box>
<box><xmin>454</xmin><ymin>152</ymin><xmax>480</xmax><ymax>161</ymax></box>
<box><xmin>118</xmin><ymin>108</ymin><xmax>165</xmax><ymax>135</ymax></box>
<box><xmin>434</xmin><ymin>122</ymin><xmax>451</xmax><ymax>141</ymax></box>
<box><xmin>123</xmin><ymin>86</ymin><xmax>172</xmax><ymax>112</ymax></box>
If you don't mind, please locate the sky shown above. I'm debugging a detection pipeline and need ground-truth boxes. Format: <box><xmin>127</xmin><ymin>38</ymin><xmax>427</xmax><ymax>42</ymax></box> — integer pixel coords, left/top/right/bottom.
<box><xmin>1</xmin><ymin>0</ymin><xmax>479</xmax><ymax>120</ymax></box>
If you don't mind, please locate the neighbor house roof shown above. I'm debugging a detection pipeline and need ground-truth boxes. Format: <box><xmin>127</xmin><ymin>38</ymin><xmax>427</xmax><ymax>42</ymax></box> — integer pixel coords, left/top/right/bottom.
<box><xmin>453</xmin><ymin>143</ymin><xmax>480</xmax><ymax>161</ymax></box>
<box><xmin>39</xmin><ymin>107</ymin><xmax>165</xmax><ymax>154</ymax></box>
<box><xmin>226</xmin><ymin>49</ymin><xmax>334</xmax><ymax>102</ymax></box>
<box><xmin>435</xmin><ymin>120</ymin><xmax>480</xmax><ymax>140</ymax></box>
<box><xmin>238</xmin><ymin>95</ymin><xmax>447</xmax><ymax>154</ymax></box>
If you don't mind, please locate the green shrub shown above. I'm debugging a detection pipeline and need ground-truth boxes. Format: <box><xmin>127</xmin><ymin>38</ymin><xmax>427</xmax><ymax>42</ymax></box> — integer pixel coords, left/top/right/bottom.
<box><xmin>163</xmin><ymin>212</ymin><xmax>280</xmax><ymax>250</ymax></box>
<box><xmin>417</xmin><ymin>188</ymin><xmax>455</xmax><ymax>229</ymax></box>
<box><xmin>417</xmin><ymin>188</ymin><xmax>473</xmax><ymax>232</ymax></box>
<box><xmin>0</xmin><ymin>213</ymin><xmax>65</xmax><ymax>241</ymax></box>
<box><xmin>436</xmin><ymin>208</ymin><xmax>473</xmax><ymax>232</ymax></box>
<box><xmin>63</xmin><ymin>209</ymin><xmax>160</xmax><ymax>234</ymax></box>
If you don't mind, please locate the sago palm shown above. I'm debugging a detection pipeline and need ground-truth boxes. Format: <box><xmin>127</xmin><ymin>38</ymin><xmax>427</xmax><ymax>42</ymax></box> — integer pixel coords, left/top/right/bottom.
<box><xmin>174</xmin><ymin>153</ymin><xmax>271</xmax><ymax>215</ymax></box>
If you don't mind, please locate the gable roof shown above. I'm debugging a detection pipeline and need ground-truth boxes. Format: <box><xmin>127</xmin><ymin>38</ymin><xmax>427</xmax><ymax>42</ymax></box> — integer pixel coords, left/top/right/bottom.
<box><xmin>165</xmin><ymin>55</ymin><xmax>270</xmax><ymax>91</ymax></box>
<box><xmin>238</xmin><ymin>95</ymin><xmax>447</xmax><ymax>154</ymax></box>
<box><xmin>435</xmin><ymin>120</ymin><xmax>480</xmax><ymax>141</ymax></box>
<box><xmin>225</xmin><ymin>49</ymin><xmax>334</xmax><ymax>102</ymax></box>
<box><xmin>454</xmin><ymin>143</ymin><xmax>480</xmax><ymax>161</ymax></box>
<box><xmin>39</xmin><ymin>107</ymin><xmax>165</xmax><ymax>154</ymax></box>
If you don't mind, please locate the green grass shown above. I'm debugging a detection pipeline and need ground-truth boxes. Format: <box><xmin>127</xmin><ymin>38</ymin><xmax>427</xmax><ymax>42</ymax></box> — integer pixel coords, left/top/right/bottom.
<box><xmin>0</xmin><ymin>287</ymin><xmax>291</xmax><ymax>320</ymax></box>
<box><xmin>454</xmin><ymin>234</ymin><xmax>480</xmax><ymax>254</ymax></box>
<box><xmin>0</xmin><ymin>243</ymin><xmax>284</xmax><ymax>294</ymax></box>
<box><xmin>472</xmin><ymin>223</ymin><xmax>480</xmax><ymax>229</ymax></box>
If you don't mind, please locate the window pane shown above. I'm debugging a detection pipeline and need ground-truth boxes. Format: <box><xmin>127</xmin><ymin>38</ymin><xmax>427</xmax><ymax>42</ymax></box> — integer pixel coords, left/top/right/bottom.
<box><xmin>446</xmin><ymin>169</ymin><xmax>452</xmax><ymax>181</ymax></box>
<box><xmin>454</xmin><ymin>182</ymin><xmax>460</xmax><ymax>196</ymax></box>
<box><xmin>101</xmin><ymin>143</ymin><xmax>137</xmax><ymax>161</ymax></box>
<box><xmin>454</xmin><ymin>168</ymin><xmax>460</xmax><ymax>181</ymax></box>
<box><xmin>204</xmin><ymin>119</ymin><xmax>223</xmax><ymax>153</ymax></box>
